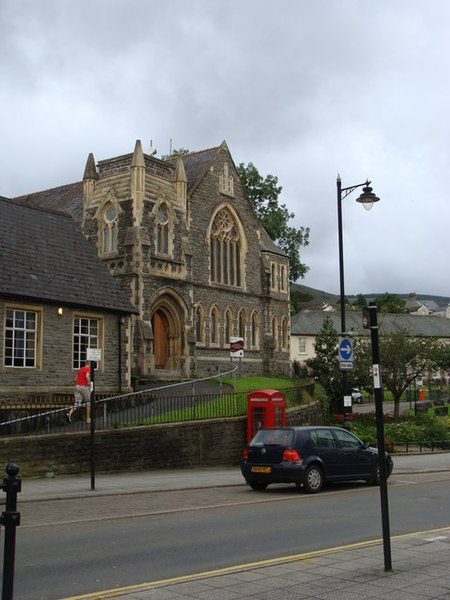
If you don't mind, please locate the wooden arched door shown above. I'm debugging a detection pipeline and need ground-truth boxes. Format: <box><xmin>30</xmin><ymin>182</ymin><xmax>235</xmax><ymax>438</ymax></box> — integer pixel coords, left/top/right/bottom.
<box><xmin>152</xmin><ymin>310</ymin><xmax>169</xmax><ymax>369</ymax></box>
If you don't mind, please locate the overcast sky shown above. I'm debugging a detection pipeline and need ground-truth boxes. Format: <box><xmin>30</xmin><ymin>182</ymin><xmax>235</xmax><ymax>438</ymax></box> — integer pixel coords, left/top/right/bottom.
<box><xmin>2</xmin><ymin>0</ymin><xmax>450</xmax><ymax>297</ymax></box>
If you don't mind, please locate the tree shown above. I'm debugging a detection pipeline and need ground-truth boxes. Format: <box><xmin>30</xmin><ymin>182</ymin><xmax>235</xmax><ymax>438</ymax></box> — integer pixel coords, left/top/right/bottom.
<box><xmin>237</xmin><ymin>162</ymin><xmax>310</xmax><ymax>281</ymax></box>
<box><xmin>431</xmin><ymin>342</ymin><xmax>450</xmax><ymax>380</ymax></box>
<box><xmin>306</xmin><ymin>316</ymin><xmax>342</xmax><ymax>415</ymax></box>
<box><xmin>161</xmin><ymin>147</ymin><xmax>190</xmax><ymax>160</ymax></box>
<box><xmin>354</xmin><ymin>329</ymin><xmax>439</xmax><ymax>418</ymax></box>
<box><xmin>374</xmin><ymin>292</ymin><xmax>407</xmax><ymax>313</ymax></box>
<box><xmin>352</xmin><ymin>294</ymin><xmax>368</xmax><ymax>309</ymax></box>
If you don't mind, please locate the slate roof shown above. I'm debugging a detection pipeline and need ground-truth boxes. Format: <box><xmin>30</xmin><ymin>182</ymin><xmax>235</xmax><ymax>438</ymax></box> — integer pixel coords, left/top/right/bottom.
<box><xmin>175</xmin><ymin>147</ymin><xmax>218</xmax><ymax>193</ymax></box>
<box><xmin>10</xmin><ymin>142</ymin><xmax>286</xmax><ymax>261</ymax></box>
<box><xmin>0</xmin><ymin>198</ymin><xmax>137</xmax><ymax>314</ymax></box>
<box><xmin>13</xmin><ymin>181</ymin><xmax>84</xmax><ymax>226</ymax></box>
<box><xmin>291</xmin><ymin>310</ymin><xmax>450</xmax><ymax>338</ymax></box>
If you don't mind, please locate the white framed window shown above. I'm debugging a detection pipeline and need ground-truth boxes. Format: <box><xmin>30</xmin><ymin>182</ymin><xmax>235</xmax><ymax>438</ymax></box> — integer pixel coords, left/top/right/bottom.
<box><xmin>299</xmin><ymin>337</ymin><xmax>307</xmax><ymax>354</ymax></box>
<box><xmin>73</xmin><ymin>316</ymin><xmax>101</xmax><ymax>369</ymax></box>
<box><xmin>4</xmin><ymin>307</ymin><xmax>40</xmax><ymax>368</ymax></box>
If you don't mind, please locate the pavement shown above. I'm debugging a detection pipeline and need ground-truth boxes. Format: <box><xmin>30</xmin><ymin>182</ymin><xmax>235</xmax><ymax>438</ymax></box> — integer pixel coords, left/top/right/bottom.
<box><xmin>9</xmin><ymin>453</ymin><xmax>450</xmax><ymax>600</ymax></box>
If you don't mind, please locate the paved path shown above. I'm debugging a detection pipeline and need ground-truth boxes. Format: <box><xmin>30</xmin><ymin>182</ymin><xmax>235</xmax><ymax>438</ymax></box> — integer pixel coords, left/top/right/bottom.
<box><xmin>6</xmin><ymin>452</ymin><xmax>450</xmax><ymax>599</ymax></box>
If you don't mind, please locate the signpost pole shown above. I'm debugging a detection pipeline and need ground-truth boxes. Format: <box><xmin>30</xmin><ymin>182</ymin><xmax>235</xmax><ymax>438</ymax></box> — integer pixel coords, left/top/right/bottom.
<box><xmin>86</xmin><ymin>348</ymin><xmax>101</xmax><ymax>492</ymax></box>
<box><xmin>367</xmin><ymin>303</ymin><xmax>392</xmax><ymax>571</ymax></box>
<box><xmin>89</xmin><ymin>360</ymin><xmax>95</xmax><ymax>491</ymax></box>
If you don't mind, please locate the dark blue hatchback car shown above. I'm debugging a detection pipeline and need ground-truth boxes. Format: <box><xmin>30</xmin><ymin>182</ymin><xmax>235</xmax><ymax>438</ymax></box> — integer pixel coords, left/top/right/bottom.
<box><xmin>241</xmin><ymin>426</ymin><xmax>393</xmax><ymax>493</ymax></box>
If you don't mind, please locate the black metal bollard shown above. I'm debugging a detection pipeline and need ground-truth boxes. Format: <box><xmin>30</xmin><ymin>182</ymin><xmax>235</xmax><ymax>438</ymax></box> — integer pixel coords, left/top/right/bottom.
<box><xmin>0</xmin><ymin>463</ymin><xmax>21</xmax><ymax>600</ymax></box>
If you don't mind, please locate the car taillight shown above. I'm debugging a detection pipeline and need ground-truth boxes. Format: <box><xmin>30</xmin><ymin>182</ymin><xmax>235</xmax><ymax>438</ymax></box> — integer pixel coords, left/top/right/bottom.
<box><xmin>242</xmin><ymin>448</ymin><xmax>248</xmax><ymax>459</ymax></box>
<box><xmin>283</xmin><ymin>449</ymin><xmax>301</xmax><ymax>461</ymax></box>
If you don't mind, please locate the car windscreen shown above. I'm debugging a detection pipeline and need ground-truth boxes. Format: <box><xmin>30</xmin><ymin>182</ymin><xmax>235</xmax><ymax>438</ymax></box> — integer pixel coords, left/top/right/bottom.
<box><xmin>250</xmin><ymin>429</ymin><xmax>295</xmax><ymax>447</ymax></box>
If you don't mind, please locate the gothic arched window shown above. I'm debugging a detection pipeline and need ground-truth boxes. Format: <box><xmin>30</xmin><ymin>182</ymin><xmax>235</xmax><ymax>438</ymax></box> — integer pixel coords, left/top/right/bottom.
<box><xmin>195</xmin><ymin>304</ymin><xmax>205</xmax><ymax>343</ymax></box>
<box><xmin>272</xmin><ymin>316</ymin><xmax>279</xmax><ymax>350</ymax></box>
<box><xmin>103</xmin><ymin>204</ymin><xmax>118</xmax><ymax>254</ymax></box>
<box><xmin>238</xmin><ymin>309</ymin><xmax>246</xmax><ymax>338</ymax></box>
<box><xmin>210</xmin><ymin>208</ymin><xmax>241</xmax><ymax>287</ymax></box>
<box><xmin>156</xmin><ymin>203</ymin><xmax>170</xmax><ymax>254</ymax></box>
<box><xmin>281</xmin><ymin>316</ymin><xmax>288</xmax><ymax>350</ymax></box>
<box><xmin>251</xmin><ymin>311</ymin><xmax>259</xmax><ymax>348</ymax></box>
<box><xmin>225</xmin><ymin>308</ymin><xmax>233</xmax><ymax>345</ymax></box>
<box><xmin>210</xmin><ymin>306</ymin><xmax>219</xmax><ymax>345</ymax></box>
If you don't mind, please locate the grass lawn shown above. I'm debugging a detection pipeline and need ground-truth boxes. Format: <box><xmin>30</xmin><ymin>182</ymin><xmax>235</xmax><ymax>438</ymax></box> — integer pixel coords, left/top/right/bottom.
<box><xmin>217</xmin><ymin>375</ymin><xmax>300</xmax><ymax>393</ymax></box>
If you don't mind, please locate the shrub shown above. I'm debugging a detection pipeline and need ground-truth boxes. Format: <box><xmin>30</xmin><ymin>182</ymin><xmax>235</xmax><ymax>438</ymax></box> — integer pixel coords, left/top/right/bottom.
<box><xmin>350</xmin><ymin>413</ymin><xmax>449</xmax><ymax>446</ymax></box>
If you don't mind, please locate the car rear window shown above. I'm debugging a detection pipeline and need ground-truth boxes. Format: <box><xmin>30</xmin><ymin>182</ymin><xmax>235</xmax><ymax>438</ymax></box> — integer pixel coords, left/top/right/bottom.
<box><xmin>250</xmin><ymin>429</ymin><xmax>294</xmax><ymax>446</ymax></box>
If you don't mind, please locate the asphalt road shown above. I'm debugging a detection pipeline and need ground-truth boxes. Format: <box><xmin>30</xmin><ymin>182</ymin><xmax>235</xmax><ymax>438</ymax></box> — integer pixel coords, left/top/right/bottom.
<box><xmin>11</xmin><ymin>470</ymin><xmax>450</xmax><ymax>600</ymax></box>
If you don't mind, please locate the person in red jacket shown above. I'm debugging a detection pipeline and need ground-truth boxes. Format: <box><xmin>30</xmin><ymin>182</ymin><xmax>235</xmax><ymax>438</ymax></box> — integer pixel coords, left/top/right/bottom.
<box><xmin>66</xmin><ymin>361</ymin><xmax>91</xmax><ymax>423</ymax></box>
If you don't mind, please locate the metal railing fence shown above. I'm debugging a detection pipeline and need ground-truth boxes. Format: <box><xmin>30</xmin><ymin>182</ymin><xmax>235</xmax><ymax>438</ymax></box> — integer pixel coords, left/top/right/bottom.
<box><xmin>0</xmin><ymin>368</ymin><xmax>312</xmax><ymax>437</ymax></box>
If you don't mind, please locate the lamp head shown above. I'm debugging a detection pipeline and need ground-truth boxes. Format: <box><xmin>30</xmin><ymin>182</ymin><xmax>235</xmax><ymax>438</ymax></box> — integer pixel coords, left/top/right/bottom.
<box><xmin>356</xmin><ymin>181</ymin><xmax>380</xmax><ymax>211</ymax></box>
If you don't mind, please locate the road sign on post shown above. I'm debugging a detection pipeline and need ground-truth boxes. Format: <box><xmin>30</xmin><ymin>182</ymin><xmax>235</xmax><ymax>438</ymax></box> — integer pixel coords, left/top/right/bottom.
<box><xmin>338</xmin><ymin>337</ymin><xmax>353</xmax><ymax>370</ymax></box>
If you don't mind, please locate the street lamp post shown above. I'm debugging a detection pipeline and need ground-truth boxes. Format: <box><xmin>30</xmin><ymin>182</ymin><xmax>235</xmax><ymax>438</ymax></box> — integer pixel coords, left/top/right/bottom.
<box><xmin>336</xmin><ymin>176</ymin><xmax>380</xmax><ymax>423</ymax></box>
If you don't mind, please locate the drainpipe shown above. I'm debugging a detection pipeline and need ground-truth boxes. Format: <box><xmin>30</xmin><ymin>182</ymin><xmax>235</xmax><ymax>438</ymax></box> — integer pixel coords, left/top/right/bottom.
<box><xmin>118</xmin><ymin>315</ymin><xmax>122</xmax><ymax>393</ymax></box>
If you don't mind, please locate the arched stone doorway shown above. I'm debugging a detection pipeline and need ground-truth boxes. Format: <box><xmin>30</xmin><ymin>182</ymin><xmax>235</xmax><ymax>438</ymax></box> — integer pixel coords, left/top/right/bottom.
<box><xmin>150</xmin><ymin>290</ymin><xmax>187</xmax><ymax>378</ymax></box>
<box><xmin>152</xmin><ymin>310</ymin><xmax>170</xmax><ymax>369</ymax></box>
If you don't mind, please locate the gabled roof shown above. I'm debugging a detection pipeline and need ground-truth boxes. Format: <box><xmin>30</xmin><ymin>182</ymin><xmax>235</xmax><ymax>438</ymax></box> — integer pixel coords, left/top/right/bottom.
<box><xmin>291</xmin><ymin>310</ymin><xmax>450</xmax><ymax>338</ymax></box>
<box><xmin>13</xmin><ymin>181</ymin><xmax>83</xmax><ymax>225</ymax></box>
<box><xmin>0</xmin><ymin>198</ymin><xmax>137</xmax><ymax>314</ymax></box>
<box><xmin>167</xmin><ymin>146</ymin><xmax>218</xmax><ymax>193</ymax></box>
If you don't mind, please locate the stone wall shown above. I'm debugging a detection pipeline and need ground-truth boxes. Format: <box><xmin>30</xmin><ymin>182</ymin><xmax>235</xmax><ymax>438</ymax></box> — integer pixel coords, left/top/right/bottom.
<box><xmin>0</xmin><ymin>403</ymin><xmax>321</xmax><ymax>478</ymax></box>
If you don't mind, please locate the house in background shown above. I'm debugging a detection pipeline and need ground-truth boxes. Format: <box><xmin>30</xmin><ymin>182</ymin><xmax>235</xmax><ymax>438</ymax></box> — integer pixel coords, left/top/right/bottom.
<box><xmin>0</xmin><ymin>198</ymin><xmax>137</xmax><ymax>401</ymax></box>
<box><xmin>290</xmin><ymin>309</ymin><xmax>450</xmax><ymax>369</ymax></box>
<box><xmin>11</xmin><ymin>140</ymin><xmax>291</xmax><ymax>386</ymax></box>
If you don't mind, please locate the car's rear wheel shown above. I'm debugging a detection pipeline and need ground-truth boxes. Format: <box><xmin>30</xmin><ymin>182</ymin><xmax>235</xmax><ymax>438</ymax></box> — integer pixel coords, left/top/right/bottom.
<box><xmin>247</xmin><ymin>480</ymin><xmax>268</xmax><ymax>491</ymax></box>
<box><xmin>369</xmin><ymin>462</ymin><xmax>390</xmax><ymax>486</ymax></box>
<box><xmin>303</xmin><ymin>464</ymin><xmax>324</xmax><ymax>493</ymax></box>
<box><xmin>370</xmin><ymin>463</ymin><xmax>381</xmax><ymax>485</ymax></box>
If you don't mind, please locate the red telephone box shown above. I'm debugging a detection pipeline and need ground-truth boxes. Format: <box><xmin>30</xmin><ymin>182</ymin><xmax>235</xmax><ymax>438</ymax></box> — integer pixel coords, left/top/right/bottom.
<box><xmin>247</xmin><ymin>389</ymin><xmax>286</xmax><ymax>442</ymax></box>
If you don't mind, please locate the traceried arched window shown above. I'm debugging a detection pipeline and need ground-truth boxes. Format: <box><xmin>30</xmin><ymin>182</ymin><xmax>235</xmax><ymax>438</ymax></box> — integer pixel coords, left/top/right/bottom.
<box><xmin>103</xmin><ymin>204</ymin><xmax>118</xmax><ymax>254</ymax></box>
<box><xmin>210</xmin><ymin>208</ymin><xmax>241</xmax><ymax>286</ymax></box>
<box><xmin>210</xmin><ymin>306</ymin><xmax>219</xmax><ymax>345</ymax></box>
<box><xmin>156</xmin><ymin>203</ymin><xmax>170</xmax><ymax>254</ymax></box>
<box><xmin>195</xmin><ymin>304</ymin><xmax>205</xmax><ymax>343</ymax></box>
<box><xmin>251</xmin><ymin>311</ymin><xmax>259</xmax><ymax>349</ymax></box>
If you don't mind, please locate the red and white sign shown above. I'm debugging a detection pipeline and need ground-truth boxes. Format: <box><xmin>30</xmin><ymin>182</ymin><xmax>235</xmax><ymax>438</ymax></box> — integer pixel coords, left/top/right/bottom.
<box><xmin>230</xmin><ymin>336</ymin><xmax>244</xmax><ymax>357</ymax></box>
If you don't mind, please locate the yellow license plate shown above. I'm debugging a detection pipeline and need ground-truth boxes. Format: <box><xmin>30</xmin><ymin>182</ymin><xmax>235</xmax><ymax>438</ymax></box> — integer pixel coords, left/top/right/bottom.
<box><xmin>251</xmin><ymin>466</ymin><xmax>271</xmax><ymax>473</ymax></box>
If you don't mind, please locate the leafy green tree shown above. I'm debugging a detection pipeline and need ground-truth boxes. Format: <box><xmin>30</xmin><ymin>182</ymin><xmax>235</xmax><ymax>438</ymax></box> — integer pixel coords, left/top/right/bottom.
<box><xmin>352</xmin><ymin>294</ymin><xmax>368</xmax><ymax>309</ymax></box>
<box><xmin>161</xmin><ymin>147</ymin><xmax>190</xmax><ymax>160</ymax></box>
<box><xmin>237</xmin><ymin>162</ymin><xmax>310</xmax><ymax>281</ymax></box>
<box><xmin>355</xmin><ymin>329</ymin><xmax>439</xmax><ymax>418</ymax></box>
<box><xmin>306</xmin><ymin>316</ymin><xmax>342</xmax><ymax>415</ymax></box>
<box><xmin>431</xmin><ymin>342</ymin><xmax>450</xmax><ymax>378</ymax></box>
<box><xmin>375</xmin><ymin>292</ymin><xmax>407</xmax><ymax>313</ymax></box>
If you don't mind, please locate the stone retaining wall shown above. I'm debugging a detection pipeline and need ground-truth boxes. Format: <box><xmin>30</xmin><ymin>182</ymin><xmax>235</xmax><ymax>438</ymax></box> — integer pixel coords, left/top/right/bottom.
<box><xmin>0</xmin><ymin>403</ymin><xmax>321</xmax><ymax>477</ymax></box>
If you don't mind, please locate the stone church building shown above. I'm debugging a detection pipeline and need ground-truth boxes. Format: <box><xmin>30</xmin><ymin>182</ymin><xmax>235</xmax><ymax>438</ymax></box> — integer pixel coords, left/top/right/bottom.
<box><xmin>13</xmin><ymin>140</ymin><xmax>291</xmax><ymax>387</ymax></box>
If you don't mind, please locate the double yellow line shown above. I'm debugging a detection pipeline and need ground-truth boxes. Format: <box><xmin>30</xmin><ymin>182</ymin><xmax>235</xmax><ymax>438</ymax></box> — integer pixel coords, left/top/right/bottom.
<box><xmin>64</xmin><ymin>526</ymin><xmax>450</xmax><ymax>600</ymax></box>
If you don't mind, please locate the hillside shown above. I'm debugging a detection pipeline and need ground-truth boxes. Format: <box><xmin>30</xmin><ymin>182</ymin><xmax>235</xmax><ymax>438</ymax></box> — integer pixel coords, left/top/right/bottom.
<box><xmin>291</xmin><ymin>284</ymin><xmax>450</xmax><ymax>308</ymax></box>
